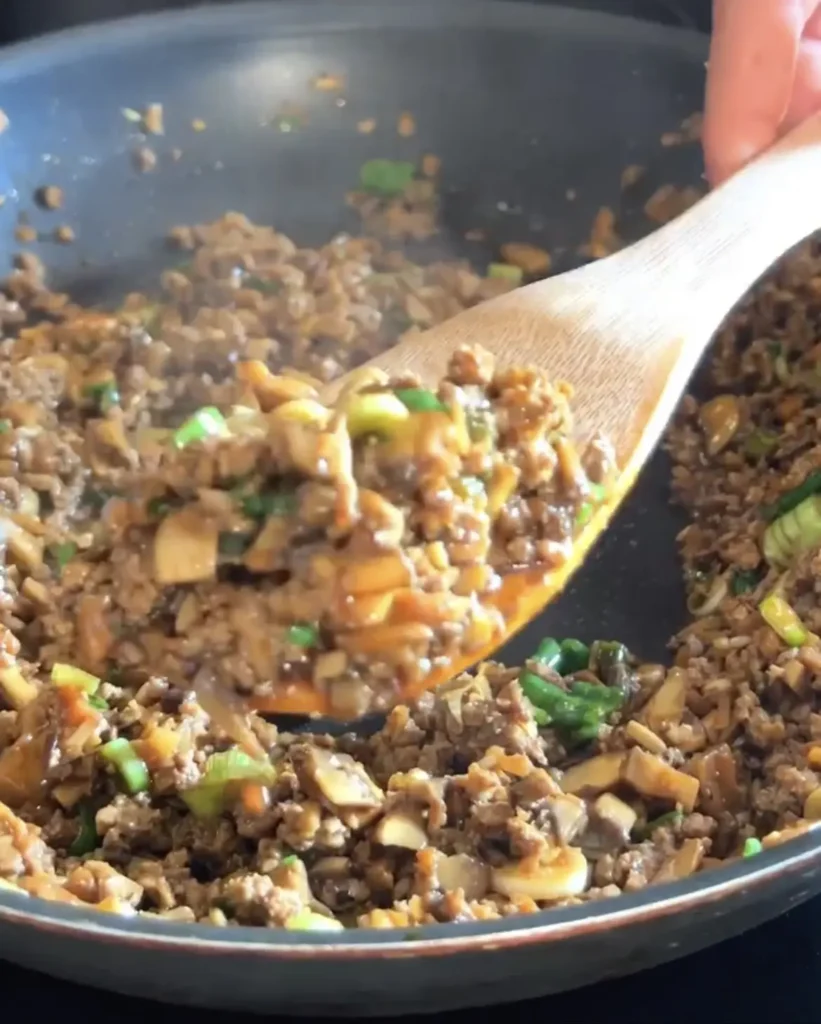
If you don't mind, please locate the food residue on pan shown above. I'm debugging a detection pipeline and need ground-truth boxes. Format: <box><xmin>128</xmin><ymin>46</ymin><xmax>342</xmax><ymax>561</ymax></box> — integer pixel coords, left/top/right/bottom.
<box><xmin>191</xmin><ymin>118</ymin><xmax>207</xmax><ymax>132</ymax></box>
<box><xmin>661</xmin><ymin>111</ymin><xmax>704</xmax><ymax>147</ymax></box>
<box><xmin>35</xmin><ymin>186</ymin><xmax>64</xmax><ymax>211</ymax></box>
<box><xmin>644</xmin><ymin>184</ymin><xmax>702</xmax><ymax>225</ymax></box>
<box><xmin>13</xmin><ymin>224</ymin><xmax>37</xmax><ymax>244</ymax></box>
<box><xmin>132</xmin><ymin>146</ymin><xmax>158</xmax><ymax>173</ymax></box>
<box><xmin>620</xmin><ymin>164</ymin><xmax>645</xmax><ymax>190</ymax></box>
<box><xmin>54</xmin><ymin>225</ymin><xmax>75</xmax><ymax>244</ymax></box>
<box><xmin>397</xmin><ymin>112</ymin><xmax>416</xmax><ymax>138</ymax></box>
<box><xmin>0</xmin><ymin>109</ymin><xmax>8</xmax><ymax>135</ymax></box>
<box><xmin>142</xmin><ymin>103</ymin><xmax>165</xmax><ymax>136</ymax></box>
<box><xmin>357</xmin><ymin>118</ymin><xmax>377</xmax><ymax>135</ymax></box>
<box><xmin>312</xmin><ymin>73</ymin><xmax>344</xmax><ymax>92</ymax></box>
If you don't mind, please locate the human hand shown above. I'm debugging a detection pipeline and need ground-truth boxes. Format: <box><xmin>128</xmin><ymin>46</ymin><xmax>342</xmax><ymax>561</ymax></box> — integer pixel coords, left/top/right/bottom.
<box><xmin>703</xmin><ymin>0</ymin><xmax>821</xmax><ymax>186</ymax></box>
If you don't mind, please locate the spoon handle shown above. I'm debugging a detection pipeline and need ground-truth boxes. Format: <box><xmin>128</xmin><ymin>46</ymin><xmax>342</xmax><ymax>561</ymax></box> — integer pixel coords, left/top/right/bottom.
<box><xmin>606</xmin><ymin>110</ymin><xmax>821</xmax><ymax>342</ymax></box>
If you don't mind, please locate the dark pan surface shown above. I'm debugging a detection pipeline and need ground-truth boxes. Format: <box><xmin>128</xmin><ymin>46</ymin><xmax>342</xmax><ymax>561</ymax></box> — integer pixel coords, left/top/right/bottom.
<box><xmin>0</xmin><ymin>1</ymin><xmax>819</xmax><ymax>1016</ymax></box>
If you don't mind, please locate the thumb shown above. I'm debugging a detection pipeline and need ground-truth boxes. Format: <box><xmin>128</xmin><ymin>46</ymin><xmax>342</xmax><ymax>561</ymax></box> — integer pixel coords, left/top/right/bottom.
<box><xmin>703</xmin><ymin>0</ymin><xmax>807</xmax><ymax>186</ymax></box>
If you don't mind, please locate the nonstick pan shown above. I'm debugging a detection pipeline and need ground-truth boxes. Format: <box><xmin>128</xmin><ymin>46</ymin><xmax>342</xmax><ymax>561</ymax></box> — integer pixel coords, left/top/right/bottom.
<box><xmin>0</xmin><ymin>0</ymin><xmax>820</xmax><ymax>1016</ymax></box>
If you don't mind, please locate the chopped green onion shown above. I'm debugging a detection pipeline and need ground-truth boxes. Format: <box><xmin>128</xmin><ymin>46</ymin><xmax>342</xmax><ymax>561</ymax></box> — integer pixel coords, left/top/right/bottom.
<box><xmin>147</xmin><ymin>497</ymin><xmax>173</xmax><ymax>518</ymax></box>
<box><xmin>244</xmin><ymin>276</ymin><xmax>281</xmax><ymax>295</ymax></box>
<box><xmin>218</xmin><ymin>532</ymin><xmax>252</xmax><ymax>558</ymax></box>
<box><xmin>731</xmin><ymin>569</ymin><xmax>761</xmax><ymax>596</ymax></box>
<box><xmin>285</xmin><ymin>909</ymin><xmax>345</xmax><ymax>932</ymax></box>
<box><xmin>51</xmin><ymin>663</ymin><xmax>100</xmax><ymax>694</ymax></box>
<box><xmin>744</xmin><ymin>429</ymin><xmax>780</xmax><ymax>458</ymax></box>
<box><xmin>100</xmin><ymin>738</ymin><xmax>150</xmax><ymax>795</ymax></box>
<box><xmin>172</xmin><ymin>407</ymin><xmax>230</xmax><ymax>449</ymax></box>
<box><xmin>635</xmin><ymin>809</ymin><xmax>683</xmax><ymax>840</ymax></box>
<box><xmin>359</xmin><ymin>159</ymin><xmax>415</xmax><ymax>196</ymax></box>
<box><xmin>82</xmin><ymin>486</ymin><xmax>112</xmax><ymax>512</ymax></box>
<box><xmin>238</xmin><ymin>490</ymin><xmax>298</xmax><ymax>519</ymax></box>
<box><xmin>141</xmin><ymin>305</ymin><xmax>164</xmax><ymax>335</ymax></box>
<box><xmin>590</xmin><ymin>640</ymin><xmax>630</xmax><ymax>688</ymax></box>
<box><xmin>487</xmin><ymin>263</ymin><xmax>524</xmax><ymax>285</ymax></box>
<box><xmin>83</xmin><ymin>380</ymin><xmax>120</xmax><ymax>414</ymax></box>
<box><xmin>0</xmin><ymin>420</ymin><xmax>11</xmax><ymax>435</ymax></box>
<box><xmin>68</xmin><ymin>802</ymin><xmax>99</xmax><ymax>857</ymax></box>
<box><xmin>758</xmin><ymin>591</ymin><xmax>809</xmax><ymax>647</ymax></box>
<box><xmin>47</xmin><ymin>541</ymin><xmax>77</xmax><ymax>574</ymax></box>
<box><xmin>281</xmin><ymin>854</ymin><xmax>299</xmax><ymax>867</ymax></box>
<box><xmin>527</xmin><ymin>702</ymin><xmax>549</xmax><ymax>726</ymax></box>
<box><xmin>518</xmin><ymin>671</ymin><xmax>624</xmax><ymax>745</ymax></box>
<box><xmin>743</xmin><ymin>837</ymin><xmax>763</xmax><ymax>858</ymax></box>
<box><xmin>531</xmin><ymin>637</ymin><xmax>563</xmax><ymax>671</ymax></box>
<box><xmin>393</xmin><ymin>388</ymin><xmax>447</xmax><ymax>414</ymax></box>
<box><xmin>458</xmin><ymin>476</ymin><xmax>486</xmax><ymax>499</ymax></box>
<box><xmin>559</xmin><ymin>639</ymin><xmax>591</xmax><ymax>675</ymax></box>
<box><xmin>181</xmin><ymin>749</ymin><xmax>277</xmax><ymax>819</ymax></box>
<box><xmin>576</xmin><ymin>502</ymin><xmax>594</xmax><ymax>526</ymax></box>
<box><xmin>761</xmin><ymin>469</ymin><xmax>821</xmax><ymax>522</ymax></box>
<box><xmin>763</xmin><ymin>494</ymin><xmax>821</xmax><ymax>567</ymax></box>
<box><xmin>87</xmin><ymin>694</ymin><xmax>110</xmax><ymax>711</ymax></box>
<box><xmin>466</xmin><ymin>409</ymin><xmax>496</xmax><ymax>444</ymax></box>
<box><xmin>285</xmin><ymin>623</ymin><xmax>320</xmax><ymax>648</ymax></box>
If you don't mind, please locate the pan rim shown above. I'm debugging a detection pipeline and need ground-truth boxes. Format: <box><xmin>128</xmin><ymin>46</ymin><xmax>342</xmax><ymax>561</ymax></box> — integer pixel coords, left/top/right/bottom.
<box><xmin>0</xmin><ymin>0</ymin><xmax>790</xmax><ymax>964</ymax></box>
<box><xmin>0</xmin><ymin>0</ymin><xmax>708</xmax><ymax>84</ymax></box>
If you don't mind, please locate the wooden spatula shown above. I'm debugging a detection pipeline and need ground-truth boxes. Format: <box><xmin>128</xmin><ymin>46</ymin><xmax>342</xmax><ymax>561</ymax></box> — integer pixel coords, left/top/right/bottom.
<box><xmin>244</xmin><ymin>111</ymin><xmax>821</xmax><ymax>725</ymax></box>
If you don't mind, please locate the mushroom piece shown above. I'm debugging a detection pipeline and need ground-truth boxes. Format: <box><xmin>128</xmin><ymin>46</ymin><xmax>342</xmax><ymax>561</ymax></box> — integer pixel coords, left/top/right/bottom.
<box><xmin>0</xmin><ymin>516</ymin><xmax>43</xmax><ymax>573</ymax></box>
<box><xmin>243</xmin><ymin>515</ymin><xmax>291</xmax><ymax>574</ymax></box>
<box><xmin>491</xmin><ymin>846</ymin><xmax>589</xmax><ymax>902</ymax></box>
<box><xmin>581</xmin><ymin>793</ymin><xmax>637</xmax><ymax>857</ymax></box>
<box><xmin>547</xmin><ymin>793</ymin><xmax>588</xmax><ymax>844</ymax></box>
<box><xmin>373</xmin><ymin>808</ymin><xmax>428</xmax><ymax>850</ymax></box>
<box><xmin>0</xmin><ymin>665</ymin><xmax>38</xmax><ymax>709</ymax></box>
<box><xmin>437</xmin><ymin>853</ymin><xmax>490</xmax><ymax>901</ymax></box>
<box><xmin>0</xmin><ymin>691</ymin><xmax>61</xmax><ymax>807</ymax></box>
<box><xmin>641</xmin><ymin>668</ymin><xmax>687</xmax><ymax>733</ymax></box>
<box><xmin>153</xmin><ymin>507</ymin><xmax>219</xmax><ymax>585</ymax></box>
<box><xmin>621</xmin><ymin>748</ymin><xmax>699</xmax><ymax>812</ymax></box>
<box><xmin>652</xmin><ymin>838</ymin><xmax>706</xmax><ymax>884</ymax></box>
<box><xmin>624</xmin><ymin>720</ymin><xmax>667</xmax><ymax>756</ymax></box>
<box><xmin>436</xmin><ymin>671</ymin><xmax>492</xmax><ymax>723</ymax></box>
<box><xmin>687</xmin><ymin>744</ymin><xmax>744</xmax><ymax>816</ymax></box>
<box><xmin>293</xmin><ymin>745</ymin><xmax>385</xmax><ymax>819</ymax></box>
<box><xmin>560</xmin><ymin>751</ymin><xmax>626</xmax><ymax>797</ymax></box>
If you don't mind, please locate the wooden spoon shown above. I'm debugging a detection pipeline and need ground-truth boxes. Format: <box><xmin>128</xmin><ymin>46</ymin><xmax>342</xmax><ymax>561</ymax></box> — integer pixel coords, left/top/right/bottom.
<box><xmin>250</xmin><ymin>111</ymin><xmax>821</xmax><ymax>719</ymax></box>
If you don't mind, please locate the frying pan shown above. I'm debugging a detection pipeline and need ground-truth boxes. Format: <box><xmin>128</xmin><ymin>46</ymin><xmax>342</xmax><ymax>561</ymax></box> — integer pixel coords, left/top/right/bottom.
<box><xmin>0</xmin><ymin>0</ymin><xmax>819</xmax><ymax>1015</ymax></box>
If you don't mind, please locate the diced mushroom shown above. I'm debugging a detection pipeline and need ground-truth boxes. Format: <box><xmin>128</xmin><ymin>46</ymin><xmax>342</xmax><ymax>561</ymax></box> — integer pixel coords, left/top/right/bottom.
<box><xmin>437</xmin><ymin>853</ymin><xmax>490</xmax><ymax>901</ymax></box>
<box><xmin>624</xmin><ymin>720</ymin><xmax>667</xmax><ymax>755</ymax></box>
<box><xmin>762</xmin><ymin>822</ymin><xmax>813</xmax><ymax>848</ymax></box>
<box><xmin>374</xmin><ymin>808</ymin><xmax>428</xmax><ymax>850</ymax></box>
<box><xmin>582</xmin><ymin>793</ymin><xmax>637</xmax><ymax>857</ymax></box>
<box><xmin>153</xmin><ymin>507</ymin><xmax>219</xmax><ymax>585</ymax></box>
<box><xmin>0</xmin><ymin>665</ymin><xmax>37</xmax><ymax>709</ymax></box>
<box><xmin>642</xmin><ymin>668</ymin><xmax>687</xmax><ymax>732</ymax></box>
<box><xmin>621</xmin><ymin>748</ymin><xmax>699</xmax><ymax>812</ymax></box>
<box><xmin>547</xmin><ymin>793</ymin><xmax>588</xmax><ymax>844</ymax></box>
<box><xmin>491</xmin><ymin>847</ymin><xmax>590</xmax><ymax>902</ymax></box>
<box><xmin>76</xmin><ymin>595</ymin><xmax>114</xmax><ymax>670</ymax></box>
<box><xmin>803</xmin><ymin>788</ymin><xmax>821</xmax><ymax>820</ymax></box>
<box><xmin>652</xmin><ymin>838</ymin><xmax>706</xmax><ymax>884</ymax></box>
<box><xmin>293</xmin><ymin>745</ymin><xmax>384</xmax><ymax>814</ymax></box>
<box><xmin>243</xmin><ymin>516</ymin><xmax>291</xmax><ymax>574</ymax></box>
<box><xmin>0</xmin><ymin>517</ymin><xmax>43</xmax><ymax>573</ymax></box>
<box><xmin>0</xmin><ymin>691</ymin><xmax>60</xmax><ymax>807</ymax></box>
<box><xmin>560</xmin><ymin>751</ymin><xmax>626</xmax><ymax>797</ymax></box>
<box><xmin>687</xmin><ymin>744</ymin><xmax>744</xmax><ymax>816</ymax></box>
<box><xmin>437</xmin><ymin>670</ymin><xmax>492</xmax><ymax>723</ymax></box>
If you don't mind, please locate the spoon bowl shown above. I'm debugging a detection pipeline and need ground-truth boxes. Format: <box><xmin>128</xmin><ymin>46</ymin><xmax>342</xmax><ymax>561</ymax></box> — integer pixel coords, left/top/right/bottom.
<box><xmin>250</xmin><ymin>110</ymin><xmax>821</xmax><ymax>719</ymax></box>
